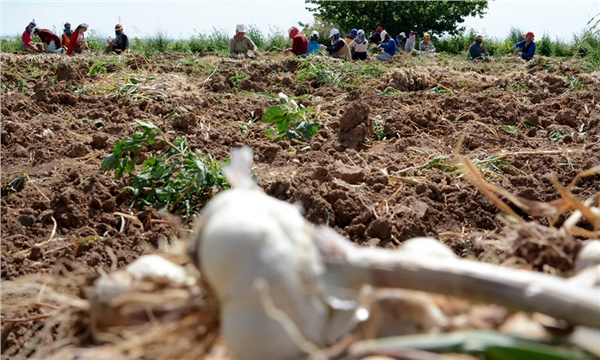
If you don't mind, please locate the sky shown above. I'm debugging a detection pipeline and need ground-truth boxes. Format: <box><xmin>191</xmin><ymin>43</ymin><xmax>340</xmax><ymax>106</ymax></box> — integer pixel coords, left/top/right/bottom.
<box><xmin>1</xmin><ymin>1</ymin><xmax>598</xmax><ymax>41</ymax></box>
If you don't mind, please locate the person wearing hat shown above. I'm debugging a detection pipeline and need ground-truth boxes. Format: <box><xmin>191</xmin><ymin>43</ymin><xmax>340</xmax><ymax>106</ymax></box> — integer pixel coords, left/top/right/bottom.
<box><xmin>67</xmin><ymin>23</ymin><xmax>89</xmax><ymax>55</ymax></box>
<box><xmin>106</xmin><ymin>24</ymin><xmax>129</xmax><ymax>54</ymax></box>
<box><xmin>229</xmin><ymin>24</ymin><xmax>258</xmax><ymax>59</ymax></box>
<box><xmin>405</xmin><ymin>31</ymin><xmax>416</xmax><ymax>52</ymax></box>
<box><xmin>467</xmin><ymin>34</ymin><xmax>490</xmax><ymax>62</ymax></box>
<box><xmin>326</xmin><ymin>28</ymin><xmax>351</xmax><ymax>61</ymax></box>
<box><xmin>62</xmin><ymin>23</ymin><xmax>72</xmax><ymax>50</ymax></box>
<box><xmin>307</xmin><ymin>30</ymin><xmax>322</xmax><ymax>55</ymax></box>
<box><xmin>375</xmin><ymin>30</ymin><xmax>396</xmax><ymax>61</ymax></box>
<box><xmin>348</xmin><ymin>29</ymin><xmax>368</xmax><ymax>60</ymax></box>
<box><xmin>514</xmin><ymin>32</ymin><xmax>536</xmax><ymax>61</ymax></box>
<box><xmin>396</xmin><ymin>32</ymin><xmax>407</xmax><ymax>52</ymax></box>
<box><xmin>33</xmin><ymin>28</ymin><xmax>64</xmax><ymax>53</ymax></box>
<box><xmin>370</xmin><ymin>26</ymin><xmax>383</xmax><ymax>45</ymax></box>
<box><xmin>284</xmin><ymin>26</ymin><xmax>308</xmax><ymax>57</ymax></box>
<box><xmin>21</xmin><ymin>21</ymin><xmax>43</xmax><ymax>52</ymax></box>
<box><xmin>345</xmin><ymin>29</ymin><xmax>358</xmax><ymax>44</ymax></box>
<box><xmin>418</xmin><ymin>33</ymin><xmax>436</xmax><ymax>55</ymax></box>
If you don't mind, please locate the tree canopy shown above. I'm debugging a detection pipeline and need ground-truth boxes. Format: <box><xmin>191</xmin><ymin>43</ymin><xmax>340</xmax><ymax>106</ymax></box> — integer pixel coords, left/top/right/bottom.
<box><xmin>304</xmin><ymin>1</ymin><xmax>488</xmax><ymax>39</ymax></box>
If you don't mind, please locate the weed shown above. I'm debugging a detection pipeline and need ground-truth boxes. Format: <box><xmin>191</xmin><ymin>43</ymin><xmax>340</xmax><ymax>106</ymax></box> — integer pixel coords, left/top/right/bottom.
<box><xmin>229</xmin><ymin>73</ymin><xmax>250</xmax><ymax>90</ymax></box>
<box><xmin>549</xmin><ymin>129</ymin><xmax>566</xmax><ymax>141</ymax></box>
<box><xmin>296</xmin><ymin>59</ymin><xmax>345</xmax><ymax>86</ymax></box>
<box><xmin>101</xmin><ymin>120</ymin><xmax>230</xmax><ymax>216</ymax></box>
<box><xmin>1</xmin><ymin>172</ymin><xmax>27</xmax><ymax>196</ymax></box>
<box><xmin>373</xmin><ymin>118</ymin><xmax>386</xmax><ymax>140</ymax></box>
<box><xmin>499</xmin><ymin>125</ymin><xmax>519</xmax><ymax>133</ymax></box>
<box><xmin>262</xmin><ymin>92</ymin><xmax>318</xmax><ymax>141</ymax></box>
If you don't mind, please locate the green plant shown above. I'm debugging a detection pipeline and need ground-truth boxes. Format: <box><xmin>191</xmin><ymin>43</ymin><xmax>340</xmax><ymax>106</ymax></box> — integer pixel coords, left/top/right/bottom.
<box><xmin>229</xmin><ymin>72</ymin><xmax>250</xmax><ymax>90</ymax></box>
<box><xmin>262</xmin><ymin>93</ymin><xmax>318</xmax><ymax>141</ymax></box>
<box><xmin>296</xmin><ymin>59</ymin><xmax>345</xmax><ymax>86</ymax></box>
<box><xmin>1</xmin><ymin>172</ymin><xmax>27</xmax><ymax>196</ymax></box>
<box><xmin>549</xmin><ymin>129</ymin><xmax>566</xmax><ymax>142</ymax></box>
<box><xmin>499</xmin><ymin>125</ymin><xmax>519</xmax><ymax>133</ymax></box>
<box><xmin>101</xmin><ymin>121</ymin><xmax>230</xmax><ymax>216</ymax></box>
<box><xmin>87</xmin><ymin>60</ymin><xmax>107</xmax><ymax>76</ymax></box>
<box><xmin>373</xmin><ymin>118</ymin><xmax>386</xmax><ymax>141</ymax></box>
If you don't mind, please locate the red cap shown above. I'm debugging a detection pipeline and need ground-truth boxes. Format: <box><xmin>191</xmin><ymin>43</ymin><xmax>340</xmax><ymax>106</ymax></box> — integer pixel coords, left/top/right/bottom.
<box><xmin>525</xmin><ymin>31</ymin><xmax>534</xmax><ymax>38</ymax></box>
<box><xmin>115</xmin><ymin>23</ymin><xmax>123</xmax><ymax>30</ymax></box>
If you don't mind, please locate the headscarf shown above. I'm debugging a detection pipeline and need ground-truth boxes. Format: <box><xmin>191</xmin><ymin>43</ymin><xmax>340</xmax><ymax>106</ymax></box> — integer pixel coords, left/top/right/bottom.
<box><xmin>25</xmin><ymin>21</ymin><xmax>37</xmax><ymax>34</ymax></box>
<box><xmin>375</xmin><ymin>26</ymin><xmax>383</xmax><ymax>34</ymax></box>
<box><xmin>409</xmin><ymin>31</ymin><xmax>416</xmax><ymax>41</ymax></box>
<box><xmin>354</xmin><ymin>29</ymin><xmax>366</xmax><ymax>44</ymax></box>
<box><xmin>64</xmin><ymin>22</ymin><xmax>72</xmax><ymax>37</ymax></box>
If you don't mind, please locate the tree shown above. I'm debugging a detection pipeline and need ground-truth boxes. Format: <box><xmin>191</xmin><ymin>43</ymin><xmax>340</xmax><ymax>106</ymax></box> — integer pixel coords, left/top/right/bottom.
<box><xmin>304</xmin><ymin>1</ymin><xmax>488</xmax><ymax>39</ymax></box>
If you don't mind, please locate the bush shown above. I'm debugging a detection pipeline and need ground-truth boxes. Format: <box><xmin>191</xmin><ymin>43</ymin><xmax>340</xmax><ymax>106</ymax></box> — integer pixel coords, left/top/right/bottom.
<box><xmin>265</xmin><ymin>26</ymin><xmax>290</xmax><ymax>52</ymax></box>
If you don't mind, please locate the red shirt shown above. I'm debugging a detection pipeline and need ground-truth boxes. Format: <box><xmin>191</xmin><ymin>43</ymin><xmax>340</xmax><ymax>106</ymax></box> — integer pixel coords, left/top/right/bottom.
<box><xmin>67</xmin><ymin>28</ymin><xmax>84</xmax><ymax>54</ymax></box>
<box><xmin>36</xmin><ymin>29</ymin><xmax>61</xmax><ymax>47</ymax></box>
<box><xmin>289</xmin><ymin>28</ymin><xmax>308</xmax><ymax>55</ymax></box>
<box><xmin>22</xmin><ymin>30</ymin><xmax>34</xmax><ymax>48</ymax></box>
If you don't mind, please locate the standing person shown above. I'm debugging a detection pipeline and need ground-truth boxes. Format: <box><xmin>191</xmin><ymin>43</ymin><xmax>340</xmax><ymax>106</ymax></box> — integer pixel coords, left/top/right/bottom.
<box><xmin>375</xmin><ymin>30</ymin><xmax>397</xmax><ymax>61</ymax></box>
<box><xmin>61</xmin><ymin>23</ymin><xmax>72</xmax><ymax>50</ymax></box>
<box><xmin>396</xmin><ymin>32</ymin><xmax>407</xmax><ymax>52</ymax></box>
<box><xmin>21</xmin><ymin>21</ymin><xmax>42</xmax><ymax>52</ymax></box>
<box><xmin>348</xmin><ymin>29</ymin><xmax>368</xmax><ymax>60</ymax></box>
<box><xmin>418</xmin><ymin>33</ymin><xmax>437</xmax><ymax>55</ymax></box>
<box><xmin>467</xmin><ymin>34</ymin><xmax>490</xmax><ymax>62</ymax></box>
<box><xmin>326</xmin><ymin>28</ymin><xmax>351</xmax><ymax>61</ymax></box>
<box><xmin>229</xmin><ymin>24</ymin><xmax>258</xmax><ymax>59</ymax></box>
<box><xmin>284</xmin><ymin>26</ymin><xmax>308</xmax><ymax>57</ymax></box>
<box><xmin>307</xmin><ymin>30</ymin><xmax>321</xmax><ymax>55</ymax></box>
<box><xmin>33</xmin><ymin>28</ymin><xmax>64</xmax><ymax>53</ymax></box>
<box><xmin>106</xmin><ymin>23</ymin><xmax>129</xmax><ymax>54</ymax></box>
<box><xmin>370</xmin><ymin>26</ymin><xmax>383</xmax><ymax>45</ymax></box>
<box><xmin>67</xmin><ymin>23</ymin><xmax>89</xmax><ymax>55</ymax></box>
<box><xmin>513</xmin><ymin>32</ymin><xmax>536</xmax><ymax>61</ymax></box>
<box><xmin>405</xmin><ymin>31</ymin><xmax>416</xmax><ymax>52</ymax></box>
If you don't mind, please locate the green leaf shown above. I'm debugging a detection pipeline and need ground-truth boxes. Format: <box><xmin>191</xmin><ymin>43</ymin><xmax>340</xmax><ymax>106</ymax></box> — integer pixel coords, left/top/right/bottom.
<box><xmin>265</xmin><ymin>129</ymin><xmax>277</xmax><ymax>139</ymax></box>
<box><xmin>262</xmin><ymin>106</ymin><xmax>286</xmax><ymax>124</ymax></box>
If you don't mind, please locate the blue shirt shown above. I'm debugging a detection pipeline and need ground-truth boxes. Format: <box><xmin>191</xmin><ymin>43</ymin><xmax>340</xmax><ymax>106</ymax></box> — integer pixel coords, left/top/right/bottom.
<box><xmin>514</xmin><ymin>40</ymin><xmax>536</xmax><ymax>59</ymax></box>
<box><xmin>380</xmin><ymin>38</ymin><xmax>397</xmax><ymax>57</ymax></box>
<box><xmin>307</xmin><ymin>40</ymin><xmax>320</xmax><ymax>55</ymax></box>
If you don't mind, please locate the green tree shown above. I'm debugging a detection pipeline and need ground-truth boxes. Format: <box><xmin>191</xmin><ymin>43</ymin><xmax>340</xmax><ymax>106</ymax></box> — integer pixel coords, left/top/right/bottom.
<box><xmin>304</xmin><ymin>1</ymin><xmax>488</xmax><ymax>39</ymax></box>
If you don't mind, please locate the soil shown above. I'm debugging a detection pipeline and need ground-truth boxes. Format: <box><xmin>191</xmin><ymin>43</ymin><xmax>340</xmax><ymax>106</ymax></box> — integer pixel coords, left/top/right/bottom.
<box><xmin>1</xmin><ymin>52</ymin><xmax>599</xmax><ymax>357</ymax></box>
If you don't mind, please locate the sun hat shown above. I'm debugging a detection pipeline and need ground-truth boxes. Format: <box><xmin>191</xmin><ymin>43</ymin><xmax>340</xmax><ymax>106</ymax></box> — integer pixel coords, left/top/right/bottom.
<box><xmin>350</xmin><ymin>29</ymin><xmax>358</xmax><ymax>36</ymax></box>
<box><xmin>329</xmin><ymin>28</ymin><xmax>340</xmax><ymax>38</ymax></box>
<box><xmin>115</xmin><ymin>23</ymin><xmax>123</xmax><ymax>30</ymax></box>
<box><xmin>424</xmin><ymin>32</ymin><xmax>431</xmax><ymax>38</ymax></box>
<box><xmin>80</xmin><ymin>23</ymin><xmax>89</xmax><ymax>29</ymax></box>
<box><xmin>399</xmin><ymin>32</ymin><xmax>406</xmax><ymax>37</ymax></box>
<box><xmin>236</xmin><ymin>24</ymin><xmax>247</xmax><ymax>33</ymax></box>
<box><xmin>380</xmin><ymin>30</ymin><xmax>388</xmax><ymax>39</ymax></box>
<box><xmin>311</xmin><ymin>30</ymin><xmax>319</xmax><ymax>38</ymax></box>
<box><xmin>525</xmin><ymin>31</ymin><xmax>535</xmax><ymax>38</ymax></box>
<box><xmin>476</xmin><ymin>34</ymin><xmax>483</xmax><ymax>40</ymax></box>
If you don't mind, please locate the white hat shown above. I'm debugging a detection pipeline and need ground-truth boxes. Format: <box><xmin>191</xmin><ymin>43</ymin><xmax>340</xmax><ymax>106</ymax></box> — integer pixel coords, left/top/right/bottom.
<box><xmin>380</xmin><ymin>30</ymin><xmax>388</xmax><ymax>39</ymax></box>
<box><xmin>399</xmin><ymin>32</ymin><xmax>406</xmax><ymax>37</ymax></box>
<box><xmin>328</xmin><ymin>28</ymin><xmax>340</xmax><ymax>38</ymax></box>
<box><xmin>236</xmin><ymin>24</ymin><xmax>246</xmax><ymax>33</ymax></box>
<box><xmin>80</xmin><ymin>23</ymin><xmax>89</xmax><ymax>29</ymax></box>
<box><xmin>311</xmin><ymin>30</ymin><xmax>319</xmax><ymax>38</ymax></box>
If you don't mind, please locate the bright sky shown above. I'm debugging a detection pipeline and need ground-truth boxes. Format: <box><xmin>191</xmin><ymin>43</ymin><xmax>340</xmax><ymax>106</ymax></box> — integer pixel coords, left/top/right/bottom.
<box><xmin>1</xmin><ymin>1</ymin><xmax>598</xmax><ymax>41</ymax></box>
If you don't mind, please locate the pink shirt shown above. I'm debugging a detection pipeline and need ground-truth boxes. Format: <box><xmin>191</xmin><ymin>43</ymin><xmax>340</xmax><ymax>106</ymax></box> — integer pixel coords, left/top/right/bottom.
<box><xmin>22</xmin><ymin>30</ymin><xmax>34</xmax><ymax>48</ymax></box>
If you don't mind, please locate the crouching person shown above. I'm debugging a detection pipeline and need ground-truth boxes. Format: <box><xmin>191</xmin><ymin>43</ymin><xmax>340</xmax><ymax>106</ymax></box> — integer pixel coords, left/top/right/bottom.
<box><xmin>33</xmin><ymin>28</ymin><xmax>64</xmax><ymax>53</ymax></box>
<box><xmin>229</xmin><ymin>24</ymin><xmax>259</xmax><ymax>59</ymax></box>
<box><xmin>467</xmin><ymin>35</ymin><xmax>490</xmax><ymax>62</ymax></box>
<box><xmin>106</xmin><ymin>23</ymin><xmax>129</xmax><ymax>54</ymax></box>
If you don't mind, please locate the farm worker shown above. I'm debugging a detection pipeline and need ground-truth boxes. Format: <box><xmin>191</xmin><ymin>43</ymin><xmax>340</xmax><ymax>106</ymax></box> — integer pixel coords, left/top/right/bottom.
<box><xmin>106</xmin><ymin>23</ymin><xmax>129</xmax><ymax>54</ymax></box>
<box><xmin>61</xmin><ymin>23</ymin><xmax>72</xmax><ymax>49</ymax></box>
<box><xmin>67</xmin><ymin>23</ymin><xmax>89</xmax><ymax>55</ymax></box>
<box><xmin>370</xmin><ymin>25</ymin><xmax>383</xmax><ymax>45</ymax></box>
<box><xmin>21</xmin><ymin>21</ymin><xmax>42</xmax><ymax>52</ymax></box>
<box><xmin>418</xmin><ymin>33</ymin><xmax>437</xmax><ymax>55</ymax></box>
<box><xmin>307</xmin><ymin>30</ymin><xmax>322</xmax><ymax>55</ymax></box>
<box><xmin>375</xmin><ymin>30</ymin><xmax>397</xmax><ymax>61</ymax></box>
<box><xmin>33</xmin><ymin>28</ymin><xmax>64</xmax><ymax>53</ymax></box>
<box><xmin>396</xmin><ymin>32</ymin><xmax>407</xmax><ymax>52</ymax></box>
<box><xmin>326</xmin><ymin>28</ymin><xmax>351</xmax><ymax>61</ymax></box>
<box><xmin>345</xmin><ymin>28</ymin><xmax>358</xmax><ymax>44</ymax></box>
<box><xmin>229</xmin><ymin>24</ymin><xmax>258</xmax><ymax>59</ymax></box>
<box><xmin>514</xmin><ymin>32</ymin><xmax>536</xmax><ymax>61</ymax></box>
<box><xmin>405</xmin><ymin>31</ymin><xmax>416</xmax><ymax>52</ymax></box>
<box><xmin>467</xmin><ymin>34</ymin><xmax>490</xmax><ymax>62</ymax></box>
<box><xmin>284</xmin><ymin>26</ymin><xmax>308</xmax><ymax>56</ymax></box>
<box><xmin>348</xmin><ymin>29</ymin><xmax>368</xmax><ymax>60</ymax></box>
